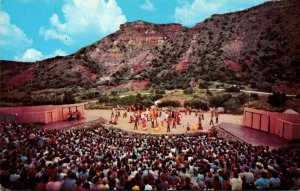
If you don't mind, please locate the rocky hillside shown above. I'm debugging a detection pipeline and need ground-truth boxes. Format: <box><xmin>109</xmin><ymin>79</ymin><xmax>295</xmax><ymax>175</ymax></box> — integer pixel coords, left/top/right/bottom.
<box><xmin>1</xmin><ymin>0</ymin><xmax>300</xmax><ymax>94</ymax></box>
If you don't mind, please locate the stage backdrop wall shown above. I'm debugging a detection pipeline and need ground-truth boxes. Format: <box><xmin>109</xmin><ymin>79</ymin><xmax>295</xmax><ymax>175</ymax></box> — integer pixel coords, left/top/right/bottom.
<box><xmin>0</xmin><ymin>104</ymin><xmax>85</xmax><ymax>124</ymax></box>
<box><xmin>242</xmin><ymin>107</ymin><xmax>300</xmax><ymax>140</ymax></box>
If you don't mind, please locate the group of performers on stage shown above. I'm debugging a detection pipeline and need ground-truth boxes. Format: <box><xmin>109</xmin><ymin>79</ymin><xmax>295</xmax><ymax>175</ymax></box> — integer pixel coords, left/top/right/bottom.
<box><xmin>67</xmin><ymin>110</ymin><xmax>81</xmax><ymax>121</ymax></box>
<box><xmin>110</xmin><ymin>105</ymin><xmax>208</xmax><ymax>133</ymax></box>
<box><xmin>131</xmin><ymin>108</ymin><xmax>184</xmax><ymax>132</ymax></box>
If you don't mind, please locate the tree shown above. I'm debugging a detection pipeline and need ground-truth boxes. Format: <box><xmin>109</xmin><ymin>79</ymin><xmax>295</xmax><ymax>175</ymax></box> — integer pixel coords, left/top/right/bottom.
<box><xmin>209</xmin><ymin>94</ymin><xmax>232</xmax><ymax>107</ymax></box>
<box><xmin>98</xmin><ymin>93</ymin><xmax>110</xmax><ymax>103</ymax></box>
<box><xmin>112</xmin><ymin>95</ymin><xmax>137</xmax><ymax>106</ymax></box>
<box><xmin>251</xmin><ymin>93</ymin><xmax>259</xmax><ymax>100</ymax></box>
<box><xmin>184</xmin><ymin>86</ymin><xmax>194</xmax><ymax>94</ymax></box>
<box><xmin>158</xmin><ymin>100</ymin><xmax>181</xmax><ymax>108</ymax></box>
<box><xmin>111</xmin><ymin>91</ymin><xmax>118</xmax><ymax>97</ymax></box>
<box><xmin>225</xmin><ymin>86</ymin><xmax>240</xmax><ymax>92</ymax></box>
<box><xmin>222</xmin><ymin>97</ymin><xmax>241</xmax><ymax>112</ymax></box>
<box><xmin>268</xmin><ymin>92</ymin><xmax>286</xmax><ymax>107</ymax></box>
<box><xmin>184</xmin><ymin>99</ymin><xmax>209</xmax><ymax>110</ymax></box>
<box><xmin>155</xmin><ymin>88</ymin><xmax>165</xmax><ymax>95</ymax></box>
<box><xmin>63</xmin><ymin>91</ymin><xmax>76</xmax><ymax>104</ymax></box>
<box><xmin>237</xmin><ymin>93</ymin><xmax>250</xmax><ymax>105</ymax></box>
<box><xmin>206</xmin><ymin>88</ymin><xmax>212</xmax><ymax>96</ymax></box>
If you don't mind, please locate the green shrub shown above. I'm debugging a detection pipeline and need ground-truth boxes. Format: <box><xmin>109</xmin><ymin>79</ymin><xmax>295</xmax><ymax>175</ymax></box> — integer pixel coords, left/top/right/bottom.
<box><xmin>81</xmin><ymin>92</ymin><xmax>96</xmax><ymax>99</ymax></box>
<box><xmin>222</xmin><ymin>97</ymin><xmax>242</xmax><ymax>112</ymax></box>
<box><xmin>98</xmin><ymin>93</ymin><xmax>110</xmax><ymax>103</ymax></box>
<box><xmin>23</xmin><ymin>95</ymin><xmax>63</xmax><ymax>106</ymax></box>
<box><xmin>158</xmin><ymin>100</ymin><xmax>181</xmax><ymax>108</ymax></box>
<box><xmin>251</xmin><ymin>93</ymin><xmax>259</xmax><ymax>100</ymax></box>
<box><xmin>268</xmin><ymin>92</ymin><xmax>286</xmax><ymax>107</ymax></box>
<box><xmin>141</xmin><ymin>98</ymin><xmax>153</xmax><ymax>107</ymax></box>
<box><xmin>206</xmin><ymin>88</ymin><xmax>212</xmax><ymax>96</ymax></box>
<box><xmin>237</xmin><ymin>93</ymin><xmax>250</xmax><ymax>105</ymax></box>
<box><xmin>111</xmin><ymin>91</ymin><xmax>118</xmax><ymax>97</ymax></box>
<box><xmin>184</xmin><ymin>86</ymin><xmax>194</xmax><ymax>94</ymax></box>
<box><xmin>209</xmin><ymin>94</ymin><xmax>232</xmax><ymax>107</ymax></box>
<box><xmin>225</xmin><ymin>86</ymin><xmax>240</xmax><ymax>92</ymax></box>
<box><xmin>112</xmin><ymin>95</ymin><xmax>138</xmax><ymax>106</ymax></box>
<box><xmin>155</xmin><ymin>88</ymin><xmax>165</xmax><ymax>94</ymax></box>
<box><xmin>184</xmin><ymin>99</ymin><xmax>209</xmax><ymax>110</ymax></box>
<box><xmin>147</xmin><ymin>94</ymin><xmax>163</xmax><ymax>102</ymax></box>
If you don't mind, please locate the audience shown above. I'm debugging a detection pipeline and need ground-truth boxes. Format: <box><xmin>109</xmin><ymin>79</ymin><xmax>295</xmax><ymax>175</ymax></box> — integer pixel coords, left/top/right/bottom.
<box><xmin>0</xmin><ymin>121</ymin><xmax>299</xmax><ymax>190</ymax></box>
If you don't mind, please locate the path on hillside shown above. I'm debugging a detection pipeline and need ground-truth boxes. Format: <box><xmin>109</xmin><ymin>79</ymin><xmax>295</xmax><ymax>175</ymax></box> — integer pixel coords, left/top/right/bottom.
<box><xmin>209</xmin><ymin>88</ymin><xmax>296</xmax><ymax>96</ymax></box>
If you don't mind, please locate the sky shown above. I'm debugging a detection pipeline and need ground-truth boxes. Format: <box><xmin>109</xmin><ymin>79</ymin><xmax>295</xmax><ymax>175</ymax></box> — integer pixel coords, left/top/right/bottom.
<box><xmin>0</xmin><ymin>0</ymin><xmax>270</xmax><ymax>62</ymax></box>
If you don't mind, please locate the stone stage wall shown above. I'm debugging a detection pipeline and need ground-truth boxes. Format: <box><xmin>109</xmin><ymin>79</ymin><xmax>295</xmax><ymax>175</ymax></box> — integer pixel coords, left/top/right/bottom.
<box><xmin>242</xmin><ymin>107</ymin><xmax>300</xmax><ymax>140</ymax></box>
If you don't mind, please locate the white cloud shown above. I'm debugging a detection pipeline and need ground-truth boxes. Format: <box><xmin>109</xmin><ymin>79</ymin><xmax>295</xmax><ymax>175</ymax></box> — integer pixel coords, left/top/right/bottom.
<box><xmin>15</xmin><ymin>48</ymin><xmax>67</xmax><ymax>62</ymax></box>
<box><xmin>141</xmin><ymin>0</ymin><xmax>155</xmax><ymax>11</ymax></box>
<box><xmin>0</xmin><ymin>11</ymin><xmax>32</xmax><ymax>51</ymax></box>
<box><xmin>15</xmin><ymin>48</ymin><xmax>43</xmax><ymax>62</ymax></box>
<box><xmin>50</xmin><ymin>49</ymin><xmax>68</xmax><ymax>57</ymax></box>
<box><xmin>39</xmin><ymin>0</ymin><xmax>126</xmax><ymax>45</ymax></box>
<box><xmin>174</xmin><ymin>0</ymin><xmax>270</xmax><ymax>27</ymax></box>
<box><xmin>174</xmin><ymin>0</ymin><xmax>225</xmax><ymax>26</ymax></box>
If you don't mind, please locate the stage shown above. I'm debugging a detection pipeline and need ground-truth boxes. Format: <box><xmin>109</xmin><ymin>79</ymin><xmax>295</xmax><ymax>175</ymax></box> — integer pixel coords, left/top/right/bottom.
<box><xmin>217</xmin><ymin>122</ymin><xmax>288</xmax><ymax>149</ymax></box>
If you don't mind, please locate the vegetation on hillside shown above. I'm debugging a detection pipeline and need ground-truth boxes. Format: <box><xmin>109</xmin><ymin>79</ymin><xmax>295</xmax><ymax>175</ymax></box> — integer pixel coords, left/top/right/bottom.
<box><xmin>0</xmin><ymin>0</ymin><xmax>299</xmax><ymax>94</ymax></box>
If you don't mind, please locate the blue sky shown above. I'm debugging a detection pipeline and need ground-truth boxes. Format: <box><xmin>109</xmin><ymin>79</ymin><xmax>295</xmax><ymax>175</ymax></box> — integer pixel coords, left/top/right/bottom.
<box><xmin>0</xmin><ymin>0</ymin><xmax>270</xmax><ymax>62</ymax></box>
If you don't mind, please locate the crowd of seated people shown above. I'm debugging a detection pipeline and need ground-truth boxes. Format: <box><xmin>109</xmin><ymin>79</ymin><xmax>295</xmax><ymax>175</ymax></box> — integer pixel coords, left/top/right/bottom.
<box><xmin>0</xmin><ymin>121</ymin><xmax>299</xmax><ymax>190</ymax></box>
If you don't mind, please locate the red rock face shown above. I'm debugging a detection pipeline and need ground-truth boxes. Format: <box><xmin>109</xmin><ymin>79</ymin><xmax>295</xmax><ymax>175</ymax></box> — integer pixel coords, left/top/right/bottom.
<box><xmin>78</xmin><ymin>65</ymin><xmax>97</xmax><ymax>80</ymax></box>
<box><xmin>7</xmin><ymin>66</ymin><xmax>34</xmax><ymax>89</ymax></box>
<box><xmin>112</xmin><ymin>80</ymin><xmax>149</xmax><ymax>91</ymax></box>
<box><xmin>223</xmin><ymin>60</ymin><xmax>242</xmax><ymax>72</ymax></box>
<box><xmin>274</xmin><ymin>85</ymin><xmax>300</xmax><ymax>94</ymax></box>
<box><xmin>134</xmin><ymin>63</ymin><xmax>149</xmax><ymax>74</ymax></box>
<box><xmin>175</xmin><ymin>60</ymin><xmax>190</xmax><ymax>73</ymax></box>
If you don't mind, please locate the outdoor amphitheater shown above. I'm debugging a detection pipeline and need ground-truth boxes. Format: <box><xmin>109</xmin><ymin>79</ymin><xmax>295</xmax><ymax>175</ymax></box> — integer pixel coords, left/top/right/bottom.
<box><xmin>1</xmin><ymin>105</ymin><xmax>299</xmax><ymax>190</ymax></box>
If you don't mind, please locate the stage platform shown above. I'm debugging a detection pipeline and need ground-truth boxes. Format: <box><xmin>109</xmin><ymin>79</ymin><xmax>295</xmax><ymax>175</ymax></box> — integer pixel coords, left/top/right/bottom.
<box><xmin>43</xmin><ymin>110</ymin><xmax>101</xmax><ymax>130</ymax></box>
<box><xmin>217</xmin><ymin>123</ymin><xmax>288</xmax><ymax>149</ymax></box>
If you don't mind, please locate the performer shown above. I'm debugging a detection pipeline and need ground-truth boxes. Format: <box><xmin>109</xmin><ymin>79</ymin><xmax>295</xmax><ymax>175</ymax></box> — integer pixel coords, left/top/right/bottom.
<box><xmin>209</xmin><ymin>109</ymin><xmax>214</xmax><ymax>125</ymax></box>
<box><xmin>160</xmin><ymin>120</ymin><xmax>164</xmax><ymax>127</ymax></box>
<box><xmin>114</xmin><ymin>113</ymin><xmax>119</xmax><ymax>124</ymax></box>
<box><xmin>198</xmin><ymin>109</ymin><xmax>202</xmax><ymax>120</ymax></box>
<box><xmin>123</xmin><ymin>110</ymin><xmax>127</xmax><ymax>118</ymax></box>
<box><xmin>215</xmin><ymin>108</ymin><xmax>219</xmax><ymax>124</ymax></box>
<box><xmin>198</xmin><ymin>116</ymin><xmax>203</xmax><ymax>130</ymax></box>
<box><xmin>134</xmin><ymin>115</ymin><xmax>138</xmax><ymax>130</ymax></box>
<box><xmin>72</xmin><ymin>112</ymin><xmax>76</xmax><ymax>120</ymax></box>
<box><xmin>75</xmin><ymin>110</ymin><xmax>80</xmax><ymax>120</ymax></box>
<box><xmin>167</xmin><ymin>119</ymin><xmax>171</xmax><ymax>133</ymax></box>
<box><xmin>129</xmin><ymin>115</ymin><xmax>134</xmax><ymax>123</ymax></box>
<box><xmin>172</xmin><ymin>119</ymin><xmax>176</xmax><ymax>129</ymax></box>
<box><xmin>192</xmin><ymin>123</ymin><xmax>197</xmax><ymax>131</ymax></box>
<box><xmin>68</xmin><ymin>111</ymin><xmax>73</xmax><ymax>121</ymax></box>
<box><xmin>177</xmin><ymin>113</ymin><xmax>182</xmax><ymax>125</ymax></box>
<box><xmin>151</xmin><ymin>118</ymin><xmax>155</xmax><ymax>128</ymax></box>
<box><xmin>142</xmin><ymin>119</ymin><xmax>147</xmax><ymax>131</ymax></box>
<box><xmin>111</xmin><ymin>108</ymin><xmax>115</xmax><ymax>120</ymax></box>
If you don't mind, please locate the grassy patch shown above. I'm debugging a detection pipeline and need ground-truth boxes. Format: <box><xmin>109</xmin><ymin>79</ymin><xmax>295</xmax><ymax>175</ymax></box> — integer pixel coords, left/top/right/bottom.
<box><xmin>0</xmin><ymin>101</ymin><xmax>24</xmax><ymax>107</ymax></box>
<box><xmin>85</xmin><ymin>102</ymin><xmax>109</xmax><ymax>109</ymax></box>
<box><xmin>245</xmin><ymin>101</ymin><xmax>285</xmax><ymax>112</ymax></box>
